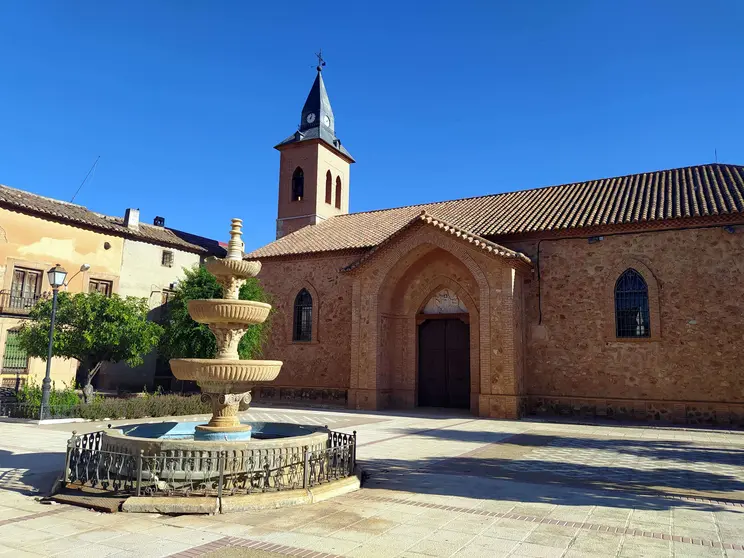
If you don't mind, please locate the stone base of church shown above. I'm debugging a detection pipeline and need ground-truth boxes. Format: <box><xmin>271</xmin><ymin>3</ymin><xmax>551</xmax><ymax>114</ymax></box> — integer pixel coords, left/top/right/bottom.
<box><xmin>477</xmin><ymin>395</ymin><xmax>524</xmax><ymax>419</ymax></box>
<box><xmin>527</xmin><ymin>395</ymin><xmax>744</xmax><ymax>427</ymax></box>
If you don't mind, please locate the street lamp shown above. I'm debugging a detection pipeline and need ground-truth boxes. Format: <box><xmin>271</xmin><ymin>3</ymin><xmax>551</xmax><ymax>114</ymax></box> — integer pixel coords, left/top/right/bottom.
<box><xmin>40</xmin><ymin>264</ymin><xmax>67</xmax><ymax>420</ymax></box>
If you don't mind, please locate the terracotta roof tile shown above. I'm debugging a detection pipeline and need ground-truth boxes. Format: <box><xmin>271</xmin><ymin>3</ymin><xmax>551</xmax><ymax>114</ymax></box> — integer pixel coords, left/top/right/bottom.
<box><xmin>248</xmin><ymin>163</ymin><xmax>744</xmax><ymax>258</ymax></box>
<box><xmin>0</xmin><ymin>184</ymin><xmax>224</xmax><ymax>255</ymax></box>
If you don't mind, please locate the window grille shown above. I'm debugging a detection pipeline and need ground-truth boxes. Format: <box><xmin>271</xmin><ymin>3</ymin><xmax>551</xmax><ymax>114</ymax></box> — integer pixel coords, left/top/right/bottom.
<box><xmin>162</xmin><ymin>250</ymin><xmax>174</xmax><ymax>267</ymax></box>
<box><xmin>615</xmin><ymin>269</ymin><xmax>650</xmax><ymax>338</ymax></box>
<box><xmin>293</xmin><ymin>289</ymin><xmax>313</xmax><ymax>342</ymax></box>
<box><xmin>291</xmin><ymin>167</ymin><xmax>304</xmax><ymax>201</ymax></box>
<box><xmin>89</xmin><ymin>279</ymin><xmax>113</xmax><ymax>297</ymax></box>
<box><xmin>2</xmin><ymin>330</ymin><xmax>28</xmax><ymax>372</ymax></box>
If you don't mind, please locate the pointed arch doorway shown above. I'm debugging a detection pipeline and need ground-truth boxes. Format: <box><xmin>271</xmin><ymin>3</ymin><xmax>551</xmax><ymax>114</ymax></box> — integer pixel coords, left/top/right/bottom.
<box><xmin>417</xmin><ymin>289</ymin><xmax>471</xmax><ymax>409</ymax></box>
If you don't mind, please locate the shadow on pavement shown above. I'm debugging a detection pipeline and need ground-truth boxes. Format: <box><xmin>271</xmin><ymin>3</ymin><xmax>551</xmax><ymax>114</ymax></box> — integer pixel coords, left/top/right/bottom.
<box><xmin>0</xmin><ymin>449</ymin><xmax>63</xmax><ymax>496</ymax></box>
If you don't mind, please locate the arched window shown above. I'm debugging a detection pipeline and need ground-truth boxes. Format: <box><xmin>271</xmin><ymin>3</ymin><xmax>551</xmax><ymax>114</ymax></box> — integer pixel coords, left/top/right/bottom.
<box><xmin>335</xmin><ymin>176</ymin><xmax>342</xmax><ymax>209</ymax></box>
<box><xmin>293</xmin><ymin>289</ymin><xmax>313</xmax><ymax>342</ymax></box>
<box><xmin>291</xmin><ymin>167</ymin><xmax>304</xmax><ymax>201</ymax></box>
<box><xmin>325</xmin><ymin>171</ymin><xmax>332</xmax><ymax>204</ymax></box>
<box><xmin>615</xmin><ymin>269</ymin><xmax>650</xmax><ymax>338</ymax></box>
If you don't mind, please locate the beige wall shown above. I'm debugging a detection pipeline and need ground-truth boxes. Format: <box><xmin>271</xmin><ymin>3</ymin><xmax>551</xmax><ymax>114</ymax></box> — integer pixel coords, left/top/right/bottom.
<box><xmin>99</xmin><ymin>238</ymin><xmax>204</xmax><ymax>391</ymax></box>
<box><xmin>0</xmin><ymin>207</ymin><xmax>123</xmax><ymax>388</ymax></box>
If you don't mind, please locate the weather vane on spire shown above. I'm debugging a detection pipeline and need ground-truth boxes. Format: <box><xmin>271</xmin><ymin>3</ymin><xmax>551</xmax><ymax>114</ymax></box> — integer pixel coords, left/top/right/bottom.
<box><xmin>315</xmin><ymin>49</ymin><xmax>326</xmax><ymax>72</ymax></box>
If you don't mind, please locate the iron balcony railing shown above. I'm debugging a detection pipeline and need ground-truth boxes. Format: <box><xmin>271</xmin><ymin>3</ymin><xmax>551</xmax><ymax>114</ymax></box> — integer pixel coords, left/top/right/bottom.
<box><xmin>0</xmin><ymin>290</ymin><xmax>44</xmax><ymax>315</ymax></box>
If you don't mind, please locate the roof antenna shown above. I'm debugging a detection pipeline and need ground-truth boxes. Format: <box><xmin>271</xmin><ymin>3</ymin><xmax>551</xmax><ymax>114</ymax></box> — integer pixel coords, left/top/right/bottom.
<box><xmin>70</xmin><ymin>156</ymin><xmax>101</xmax><ymax>203</ymax></box>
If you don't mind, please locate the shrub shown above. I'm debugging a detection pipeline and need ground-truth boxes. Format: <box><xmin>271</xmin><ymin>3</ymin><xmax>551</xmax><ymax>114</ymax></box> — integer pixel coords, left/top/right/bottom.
<box><xmin>7</xmin><ymin>388</ymin><xmax>209</xmax><ymax>420</ymax></box>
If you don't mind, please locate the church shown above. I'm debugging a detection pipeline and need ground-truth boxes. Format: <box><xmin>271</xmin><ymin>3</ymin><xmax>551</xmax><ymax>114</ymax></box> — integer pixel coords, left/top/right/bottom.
<box><xmin>248</xmin><ymin>64</ymin><xmax>744</xmax><ymax>427</ymax></box>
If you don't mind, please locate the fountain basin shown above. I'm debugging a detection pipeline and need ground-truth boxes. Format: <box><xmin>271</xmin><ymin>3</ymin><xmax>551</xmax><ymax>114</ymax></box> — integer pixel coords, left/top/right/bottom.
<box><xmin>188</xmin><ymin>299</ymin><xmax>271</xmax><ymax>326</ymax></box>
<box><xmin>170</xmin><ymin>359</ymin><xmax>282</xmax><ymax>384</ymax></box>
<box><xmin>205</xmin><ymin>257</ymin><xmax>261</xmax><ymax>279</ymax></box>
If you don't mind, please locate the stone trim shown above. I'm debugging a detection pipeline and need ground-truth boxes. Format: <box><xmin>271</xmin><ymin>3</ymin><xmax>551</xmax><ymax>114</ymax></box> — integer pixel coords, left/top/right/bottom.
<box><xmin>343</xmin><ymin>211</ymin><xmax>532</xmax><ymax>273</ymax></box>
<box><xmin>527</xmin><ymin>395</ymin><xmax>744</xmax><ymax>426</ymax></box>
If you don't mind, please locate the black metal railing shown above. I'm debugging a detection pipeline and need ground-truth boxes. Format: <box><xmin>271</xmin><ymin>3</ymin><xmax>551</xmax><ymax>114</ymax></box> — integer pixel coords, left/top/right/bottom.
<box><xmin>0</xmin><ymin>290</ymin><xmax>43</xmax><ymax>315</ymax></box>
<box><xmin>62</xmin><ymin>429</ymin><xmax>357</xmax><ymax>501</ymax></box>
<box><xmin>0</xmin><ymin>401</ymin><xmax>83</xmax><ymax>419</ymax></box>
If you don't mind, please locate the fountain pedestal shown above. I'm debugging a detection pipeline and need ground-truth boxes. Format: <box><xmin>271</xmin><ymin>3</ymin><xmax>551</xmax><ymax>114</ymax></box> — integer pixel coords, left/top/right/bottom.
<box><xmin>169</xmin><ymin>218</ymin><xmax>282</xmax><ymax>442</ymax></box>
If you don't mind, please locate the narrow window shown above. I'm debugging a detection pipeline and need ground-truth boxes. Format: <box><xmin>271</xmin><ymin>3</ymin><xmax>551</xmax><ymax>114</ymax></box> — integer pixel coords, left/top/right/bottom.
<box><xmin>89</xmin><ymin>279</ymin><xmax>113</xmax><ymax>297</ymax></box>
<box><xmin>335</xmin><ymin>176</ymin><xmax>342</xmax><ymax>209</ymax></box>
<box><xmin>161</xmin><ymin>250</ymin><xmax>174</xmax><ymax>268</ymax></box>
<box><xmin>293</xmin><ymin>288</ymin><xmax>313</xmax><ymax>342</ymax></box>
<box><xmin>325</xmin><ymin>171</ymin><xmax>332</xmax><ymax>204</ymax></box>
<box><xmin>291</xmin><ymin>167</ymin><xmax>304</xmax><ymax>201</ymax></box>
<box><xmin>615</xmin><ymin>269</ymin><xmax>650</xmax><ymax>338</ymax></box>
<box><xmin>9</xmin><ymin>267</ymin><xmax>42</xmax><ymax>310</ymax></box>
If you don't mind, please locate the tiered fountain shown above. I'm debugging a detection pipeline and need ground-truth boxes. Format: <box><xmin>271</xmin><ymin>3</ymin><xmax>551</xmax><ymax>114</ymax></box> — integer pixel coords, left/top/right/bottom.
<box><xmin>169</xmin><ymin>218</ymin><xmax>280</xmax><ymax>441</ymax></box>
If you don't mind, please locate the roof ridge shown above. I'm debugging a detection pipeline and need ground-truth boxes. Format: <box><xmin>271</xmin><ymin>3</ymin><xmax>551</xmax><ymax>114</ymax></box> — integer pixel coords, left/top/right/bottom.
<box><xmin>333</xmin><ymin>162</ymin><xmax>743</xmax><ymax>220</ymax></box>
<box><xmin>0</xmin><ymin>183</ymin><xmax>89</xmax><ymax>209</ymax></box>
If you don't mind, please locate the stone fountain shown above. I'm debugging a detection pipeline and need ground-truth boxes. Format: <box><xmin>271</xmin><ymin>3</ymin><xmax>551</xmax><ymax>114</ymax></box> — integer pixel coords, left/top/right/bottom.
<box><xmin>169</xmin><ymin>218</ymin><xmax>282</xmax><ymax>441</ymax></box>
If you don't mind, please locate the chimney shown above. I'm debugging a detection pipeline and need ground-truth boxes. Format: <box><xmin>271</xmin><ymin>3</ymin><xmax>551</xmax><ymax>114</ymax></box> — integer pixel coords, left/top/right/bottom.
<box><xmin>153</xmin><ymin>216</ymin><xmax>165</xmax><ymax>227</ymax></box>
<box><xmin>124</xmin><ymin>208</ymin><xmax>140</xmax><ymax>230</ymax></box>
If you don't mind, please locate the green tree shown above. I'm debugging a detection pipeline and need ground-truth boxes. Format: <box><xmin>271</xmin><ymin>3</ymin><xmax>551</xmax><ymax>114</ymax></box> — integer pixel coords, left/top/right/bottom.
<box><xmin>158</xmin><ymin>265</ymin><xmax>271</xmax><ymax>361</ymax></box>
<box><xmin>18</xmin><ymin>292</ymin><xmax>163</xmax><ymax>399</ymax></box>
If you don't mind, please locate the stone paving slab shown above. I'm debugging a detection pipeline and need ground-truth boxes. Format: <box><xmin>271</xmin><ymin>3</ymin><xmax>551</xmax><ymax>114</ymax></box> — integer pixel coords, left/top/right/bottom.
<box><xmin>2</xmin><ymin>408</ymin><xmax>744</xmax><ymax>557</ymax></box>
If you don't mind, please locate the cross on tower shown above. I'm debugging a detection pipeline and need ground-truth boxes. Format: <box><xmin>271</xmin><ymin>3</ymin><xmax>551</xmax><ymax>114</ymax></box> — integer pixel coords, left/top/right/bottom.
<box><xmin>315</xmin><ymin>49</ymin><xmax>326</xmax><ymax>72</ymax></box>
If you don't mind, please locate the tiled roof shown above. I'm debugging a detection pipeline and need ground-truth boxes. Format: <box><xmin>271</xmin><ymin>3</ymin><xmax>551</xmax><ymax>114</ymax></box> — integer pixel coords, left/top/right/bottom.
<box><xmin>249</xmin><ymin>164</ymin><xmax>744</xmax><ymax>258</ymax></box>
<box><xmin>0</xmin><ymin>184</ymin><xmax>224</xmax><ymax>255</ymax></box>
<box><xmin>342</xmin><ymin>212</ymin><xmax>533</xmax><ymax>272</ymax></box>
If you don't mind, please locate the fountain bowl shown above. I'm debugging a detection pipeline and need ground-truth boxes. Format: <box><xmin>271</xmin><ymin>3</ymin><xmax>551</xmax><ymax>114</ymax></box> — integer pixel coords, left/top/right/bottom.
<box><xmin>188</xmin><ymin>299</ymin><xmax>271</xmax><ymax>325</ymax></box>
<box><xmin>170</xmin><ymin>358</ymin><xmax>282</xmax><ymax>384</ymax></box>
<box><xmin>205</xmin><ymin>257</ymin><xmax>261</xmax><ymax>279</ymax></box>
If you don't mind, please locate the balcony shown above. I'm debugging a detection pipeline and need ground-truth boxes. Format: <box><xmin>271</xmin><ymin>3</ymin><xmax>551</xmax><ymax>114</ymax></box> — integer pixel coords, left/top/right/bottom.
<box><xmin>0</xmin><ymin>290</ymin><xmax>44</xmax><ymax>315</ymax></box>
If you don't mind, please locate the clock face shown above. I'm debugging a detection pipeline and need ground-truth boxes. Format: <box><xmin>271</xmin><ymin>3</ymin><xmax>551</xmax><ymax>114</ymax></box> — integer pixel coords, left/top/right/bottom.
<box><xmin>306</xmin><ymin>112</ymin><xmax>316</xmax><ymax>124</ymax></box>
<box><xmin>323</xmin><ymin>115</ymin><xmax>331</xmax><ymax>126</ymax></box>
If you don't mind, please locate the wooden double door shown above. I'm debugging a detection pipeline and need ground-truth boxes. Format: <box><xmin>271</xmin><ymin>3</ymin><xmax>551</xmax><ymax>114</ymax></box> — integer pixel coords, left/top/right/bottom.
<box><xmin>418</xmin><ymin>318</ymin><xmax>470</xmax><ymax>409</ymax></box>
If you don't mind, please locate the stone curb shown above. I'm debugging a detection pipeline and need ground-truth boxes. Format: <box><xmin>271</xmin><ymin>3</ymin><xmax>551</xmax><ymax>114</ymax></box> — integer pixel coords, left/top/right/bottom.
<box><xmin>121</xmin><ymin>466</ymin><xmax>363</xmax><ymax>514</ymax></box>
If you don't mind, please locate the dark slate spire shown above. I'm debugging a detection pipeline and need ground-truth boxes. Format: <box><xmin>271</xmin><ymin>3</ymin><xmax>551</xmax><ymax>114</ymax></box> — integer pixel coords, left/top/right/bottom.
<box><xmin>275</xmin><ymin>53</ymin><xmax>353</xmax><ymax>162</ymax></box>
<box><xmin>300</xmin><ymin>66</ymin><xmax>335</xmax><ymax>134</ymax></box>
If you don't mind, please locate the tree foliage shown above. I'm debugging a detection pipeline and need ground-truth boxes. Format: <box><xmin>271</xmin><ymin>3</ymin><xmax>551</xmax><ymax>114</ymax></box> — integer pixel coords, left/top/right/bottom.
<box><xmin>158</xmin><ymin>265</ymin><xmax>272</xmax><ymax>361</ymax></box>
<box><xmin>18</xmin><ymin>292</ymin><xmax>163</xmax><ymax>391</ymax></box>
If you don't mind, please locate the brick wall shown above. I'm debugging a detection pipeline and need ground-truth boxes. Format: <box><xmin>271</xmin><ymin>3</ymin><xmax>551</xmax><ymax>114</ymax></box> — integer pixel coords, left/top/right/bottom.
<box><xmin>502</xmin><ymin>226</ymin><xmax>744</xmax><ymax>424</ymax></box>
<box><xmin>255</xmin><ymin>252</ymin><xmax>359</xmax><ymax>404</ymax></box>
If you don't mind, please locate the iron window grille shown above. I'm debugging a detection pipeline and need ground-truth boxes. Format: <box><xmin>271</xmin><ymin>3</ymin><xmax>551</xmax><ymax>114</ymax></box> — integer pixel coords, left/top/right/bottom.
<box><xmin>293</xmin><ymin>289</ymin><xmax>313</xmax><ymax>342</ymax></box>
<box><xmin>615</xmin><ymin>269</ymin><xmax>650</xmax><ymax>338</ymax></box>
<box><xmin>162</xmin><ymin>250</ymin><xmax>174</xmax><ymax>268</ymax></box>
<box><xmin>2</xmin><ymin>330</ymin><xmax>28</xmax><ymax>373</ymax></box>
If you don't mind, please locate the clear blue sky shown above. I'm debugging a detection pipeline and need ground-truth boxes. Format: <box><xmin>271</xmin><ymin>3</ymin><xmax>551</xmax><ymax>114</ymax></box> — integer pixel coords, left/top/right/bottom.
<box><xmin>1</xmin><ymin>1</ymin><xmax>742</xmax><ymax>251</ymax></box>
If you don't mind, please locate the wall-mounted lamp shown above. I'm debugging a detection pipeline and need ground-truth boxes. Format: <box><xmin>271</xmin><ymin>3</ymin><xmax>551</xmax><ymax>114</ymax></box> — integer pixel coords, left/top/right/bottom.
<box><xmin>64</xmin><ymin>263</ymin><xmax>91</xmax><ymax>288</ymax></box>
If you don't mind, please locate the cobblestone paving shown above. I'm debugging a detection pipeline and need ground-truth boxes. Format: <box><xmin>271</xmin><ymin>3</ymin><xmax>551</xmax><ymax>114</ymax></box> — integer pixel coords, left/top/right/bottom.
<box><xmin>1</xmin><ymin>409</ymin><xmax>743</xmax><ymax>557</ymax></box>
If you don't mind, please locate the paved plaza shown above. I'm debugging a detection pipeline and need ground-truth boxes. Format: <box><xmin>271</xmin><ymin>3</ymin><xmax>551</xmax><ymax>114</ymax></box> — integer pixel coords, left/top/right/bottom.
<box><xmin>0</xmin><ymin>407</ymin><xmax>743</xmax><ymax>557</ymax></box>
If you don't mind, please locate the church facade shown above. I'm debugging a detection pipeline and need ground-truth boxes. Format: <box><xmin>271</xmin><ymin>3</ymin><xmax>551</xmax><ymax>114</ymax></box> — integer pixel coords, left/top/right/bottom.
<box><xmin>249</xmin><ymin>67</ymin><xmax>744</xmax><ymax>427</ymax></box>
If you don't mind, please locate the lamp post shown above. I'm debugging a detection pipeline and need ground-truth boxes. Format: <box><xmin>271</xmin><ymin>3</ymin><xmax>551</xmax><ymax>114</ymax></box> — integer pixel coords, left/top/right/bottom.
<box><xmin>40</xmin><ymin>264</ymin><xmax>67</xmax><ymax>420</ymax></box>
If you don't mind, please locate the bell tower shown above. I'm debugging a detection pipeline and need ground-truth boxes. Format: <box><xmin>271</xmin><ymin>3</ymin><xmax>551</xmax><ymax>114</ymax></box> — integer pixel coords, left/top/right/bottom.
<box><xmin>274</xmin><ymin>53</ymin><xmax>355</xmax><ymax>239</ymax></box>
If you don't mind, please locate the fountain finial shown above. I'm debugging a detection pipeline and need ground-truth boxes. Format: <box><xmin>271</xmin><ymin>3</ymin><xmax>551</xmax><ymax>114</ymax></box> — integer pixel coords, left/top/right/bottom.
<box><xmin>226</xmin><ymin>218</ymin><xmax>244</xmax><ymax>261</ymax></box>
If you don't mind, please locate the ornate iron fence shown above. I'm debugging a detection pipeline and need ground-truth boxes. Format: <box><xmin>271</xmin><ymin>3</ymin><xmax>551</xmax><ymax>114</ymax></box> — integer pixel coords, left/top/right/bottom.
<box><xmin>62</xmin><ymin>429</ymin><xmax>357</xmax><ymax>499</ymax></box>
